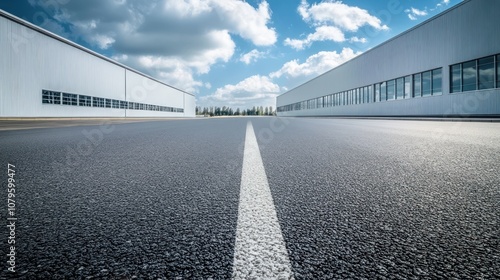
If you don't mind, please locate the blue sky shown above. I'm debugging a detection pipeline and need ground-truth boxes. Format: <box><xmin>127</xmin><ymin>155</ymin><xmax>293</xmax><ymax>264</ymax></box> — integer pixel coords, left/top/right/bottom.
<box><xmin>0</xmin><ymin>0</ymin><xmax>462</xmax><ymax>109</ymax></box>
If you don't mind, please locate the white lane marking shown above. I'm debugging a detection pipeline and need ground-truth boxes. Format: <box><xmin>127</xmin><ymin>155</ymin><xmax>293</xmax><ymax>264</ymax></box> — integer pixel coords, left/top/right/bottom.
<box><xmin>233</xmin><ymin>121</ymin><xmax>294</xmax><ymax>280</ymax></box>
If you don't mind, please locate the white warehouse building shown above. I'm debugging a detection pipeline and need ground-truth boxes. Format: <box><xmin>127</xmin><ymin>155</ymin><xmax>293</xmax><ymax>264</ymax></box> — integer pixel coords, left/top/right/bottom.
<box><xmin>0</xmin><ymin>10</ymin><xmax>195</xmax><ymax>118</ymax></box>
<box><xmin>277</xmin><ymin>0</ymin><xmax>500</xmax><ymax>118</ymax></box>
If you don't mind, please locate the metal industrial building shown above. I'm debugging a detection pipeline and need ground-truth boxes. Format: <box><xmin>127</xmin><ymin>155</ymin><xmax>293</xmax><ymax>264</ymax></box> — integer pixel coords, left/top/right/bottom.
<box><xmin>0</xmin><ymin>10</ymin><xmax>195</xmax><ymax>118</ymax></box>
<box><xmin>277</xmin><ymin>0</ymin><xmax>500</xmax><ymax>118</ymax></box>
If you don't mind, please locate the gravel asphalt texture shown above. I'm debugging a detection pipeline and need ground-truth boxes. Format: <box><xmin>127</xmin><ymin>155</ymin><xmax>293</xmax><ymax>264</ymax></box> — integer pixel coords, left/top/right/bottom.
<box><xmin>1</xmin><ymin>117</ymin><xmax>499</xmax><ymax>279</ymax></box>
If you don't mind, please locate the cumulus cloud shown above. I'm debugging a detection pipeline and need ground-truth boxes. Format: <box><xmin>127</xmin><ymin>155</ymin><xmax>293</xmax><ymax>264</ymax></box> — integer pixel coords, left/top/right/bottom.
<box><xmin>405</xmin><ymin>7</ymin><xmax>428</xmax><ymax>20</ymax></box>
<box><xmin>349</xmin><ymin>36</ymin><xmax>367</xmax><ymax>43</ymax></box>
<box><xmin>201</xmin><ymin>75</ymin><xmax>280</xmax><ymax>107</ymax></box>
<box><xmin>299</xmin><ymin>0</ymin><xmax>389</xmax><ymax>31</ymax></box>
<box><xmin>284</xmin><ymin>25</ymin><xmax>345</xmax><ymax>50</ymax></box>
<box><xmin>240</xmin><ymin>49</ymin><xmax>266</xmax><ymax>64</ymax></box>
<box><xmin>270</xmin><ymin>47</ymin><xmax>361</xmax><ymax>79</ymax></box>
<box><xmin>285</xmin><ymin>0</ymin><xmax>386</xmax><ymax>49</ymax></box>
<box><xmin>28</xmin><ymin>0</ymin><xmax>277</xmax><ymax>93</ymax></box>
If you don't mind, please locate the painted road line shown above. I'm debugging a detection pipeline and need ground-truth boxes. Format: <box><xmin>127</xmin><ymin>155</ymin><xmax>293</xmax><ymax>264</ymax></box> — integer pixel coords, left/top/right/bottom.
<box><xmin>232</xmin><ymin>121</ymin><xmax>294</xmax><ymax>280</ymax></box>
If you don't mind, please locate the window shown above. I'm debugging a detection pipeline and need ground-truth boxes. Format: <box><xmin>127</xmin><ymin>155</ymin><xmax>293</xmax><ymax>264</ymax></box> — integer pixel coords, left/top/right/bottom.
<box><xmin>413</xmin><ymin>73</ymin><xmax>421</xmax><ymax>97</ymax></box>
<box><xmin>404</xmin><ymin>76</ymin><xmax>412</xmax><ymax>99</ymax></box>
<box><xmin>368</xmin><ymin>86</ymin><xmax>373</xmax><ymax>103</ymax></box>
<box><xmin>93</xmin><ymin>97</ymin><xmax>105</xmax><ymax>108</ymax></box>
<box><xmin>462</xmin><ymin>60</ymin><xmax>477</xmax><ymax>91</ymax></box>
<box><xmin>375</xmin><ymin>83</ymin><xmax>380</xmax><ymax>102</ymax></box>
<box><xmin>451</xmin><ymin>64</ymin><xmax>461</xmax><ymax>93</ymax></box>
<box><xmin>396</xmin><ymin>78</ymin><xmax>404</xmax><ymax>99</ymax></box>
<box><xmin>120</xmin><ymin>101</ymin><xmax>128</xmax><ymax>109</ymax></box>
<box><xmin>432</xmin><ymin>68</ymin><xmax>442</xmax><ymax>95</ymax></box>
<box><xmin>112</xmin><ymin>99</ymin><xmax>120</xmax><ymax>108</ymax></box>
<box><xmin>42</xmin><ymin>90</ymin><xmax>61</xmax><ymax>104</ymax></box>
<box><xmin>380</xmin><ymin>82</ymin><xmax>386</xmax><ymax>101</ymax></box>
<box><xmin>478</xmin><ymin>56</ymin><xmax>494</xmax><ymax>89</ymax></box>
<box><xmin>387</xmin><ymin>80</ymin><xmax>395</xmax><ymax>100</ymax></box>
<box><xmin>497</xmin><ymin>55</ymin><xmax>500</xmax><ymax>88</ymax></box>
<box><xmin>62</xmin><ymin>93</ymin><xmax>77</xmax><ymax>106</ymax></box>
<box><xmin>105</xmin><ymin>99</ymin><xmax>112</xmax><ymax>108</ymax></box>
<box><xmin>422</xmin><ymin>71</ymin><xmax>432</xmax><ymax>97</ymax></box>
<box><xmin>79</xmin><ymin>95</ymin><xmax>91</xmax><ymax>107</ymax></box>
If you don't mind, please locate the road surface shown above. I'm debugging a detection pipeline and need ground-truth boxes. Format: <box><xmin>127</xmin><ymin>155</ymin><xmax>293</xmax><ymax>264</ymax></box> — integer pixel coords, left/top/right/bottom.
<box><xmin>1</xmin><ymin>117</ymin><xmax>498</xmax><ymax>279</ymax></box>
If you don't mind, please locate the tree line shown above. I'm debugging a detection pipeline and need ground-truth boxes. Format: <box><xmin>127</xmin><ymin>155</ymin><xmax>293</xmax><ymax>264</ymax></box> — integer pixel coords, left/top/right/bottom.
<box><xmin>196</xmin><ymin>106</ymin><xmax>275</xmax><ymax>116</ymax></box>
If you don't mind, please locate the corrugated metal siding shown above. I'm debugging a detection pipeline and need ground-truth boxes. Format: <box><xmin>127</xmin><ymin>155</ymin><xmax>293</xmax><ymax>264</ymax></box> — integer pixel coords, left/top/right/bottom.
<box><xmin>277</xmin><ymin>0</ymin><xmax>500</xmax><ymax>117</ymax></box>
<box><xmin>125</xmin><ymin>70</ymin><xmax>185</xmax><ymax>117</ymax></box>
<box><xmin>184</xmin><ymin>94</ymin><xmax>196</xmax><ymax>117</ymax></box>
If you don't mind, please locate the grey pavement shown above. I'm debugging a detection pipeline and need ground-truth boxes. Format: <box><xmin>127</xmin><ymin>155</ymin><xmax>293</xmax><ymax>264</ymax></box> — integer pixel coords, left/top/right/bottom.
<box><xmin>1</xmin><ymin>117</ymin><xmax>499</xmax><ymax>279</ymax></box>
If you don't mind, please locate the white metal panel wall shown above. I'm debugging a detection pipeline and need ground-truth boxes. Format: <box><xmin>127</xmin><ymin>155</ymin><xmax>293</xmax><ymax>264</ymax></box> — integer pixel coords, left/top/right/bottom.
<box><xmin>0</xmin><ymin>11</ymin><xmax>196</xmax><ymax>118</ymax></box>
<box><xmin>125</xmin><ymin>70</ymin><xmax>186</xmax><ymax>117</ymax></box>
<box><xmin>0</xmin><ymin>16</ymin><xmax>11</xmax><ymax>116</ymax></box>
<box><xmin>277</xmin><ymin>0</ymin><xmax>500</xmax><ymax>117</ymax></box>
<box><xmin>1</xmin><ymin>15</ymin><xmax>125</xmax><ymax>117</ymax></box>
<box><xmin>183</xmin><ymin>94</ymin><xmax>196</xmax><ymax>118</ymax></box>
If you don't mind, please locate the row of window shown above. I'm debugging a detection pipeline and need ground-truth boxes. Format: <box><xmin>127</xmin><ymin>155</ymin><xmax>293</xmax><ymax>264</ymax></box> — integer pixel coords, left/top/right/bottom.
<box><xmin>42</xmin><ymin>90</ymin><xmax>184</xmax><ymax>113</ymax></box>
<box><xmin>451</xmin><ymin>54</ymin><xmax>500</xmax><ymax>93</ymax></box>
<box><xmin>277</xmin><ymin>67</ymin><xmax>442</xmax><ymax>112</ymax></box>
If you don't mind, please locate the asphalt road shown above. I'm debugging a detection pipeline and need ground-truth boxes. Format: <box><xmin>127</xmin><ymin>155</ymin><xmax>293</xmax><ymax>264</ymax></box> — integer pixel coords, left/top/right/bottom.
<box><xmin>1</xmin><ymin>117</ymin><xmax>499</xmax><ymax>279</ymax></box>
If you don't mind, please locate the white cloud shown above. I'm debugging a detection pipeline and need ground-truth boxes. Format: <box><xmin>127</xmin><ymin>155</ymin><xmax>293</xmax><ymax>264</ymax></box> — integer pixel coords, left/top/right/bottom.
<box><xmin>270</xmin><ymin>47</ymin><xmax>361</xmax><ymax>79</ymax></box>
<box><xmin>299</xmin><ymin>0</ymin><xmax>389</xmax><ymax>31</ymax></box>
<box><xmin>91</xmin><ymin>34</ymin><xmax>115</xmax><ymax>49</ymax></box>
<box><xmin>349</xmin><ymin>36</ymin><xmax>367</xmax><ymax>43</ymax></box>
<box><xmin>286</xmin><ymin>1</ymin><xmax>387</xmax><ymax>49</ymax></box>
<box><xmin>211</xmin><ymin>0</ymin><xmax>277</xmax><ymax>46</ymax></box>
<box><xmin>284</xmin><ymin>25</ymin><xmax>345</xmax><ymax>50</ymax></box>
<box><xmin>29</xmin><ymin>0</ymin><xmax>277</xmax><ymax>93</ymax></box>
<box><xmin>240</xmin><ymin>49</ymin><xmax>265</xmax><ymax>64</ymax></box>
<box><xmin>435</xmin><ymin>0</ymin><xmax>451</xmax><ymax>10</ymax></box>
<box><xmin>405</xmin><ymin>7</ymin><xmax>428</xmax><ymax>20</ymax></box>
<box><xmin>201</xmin><ymin>75</ymin><xmax>280</xmax><ymax>108</ymax></box>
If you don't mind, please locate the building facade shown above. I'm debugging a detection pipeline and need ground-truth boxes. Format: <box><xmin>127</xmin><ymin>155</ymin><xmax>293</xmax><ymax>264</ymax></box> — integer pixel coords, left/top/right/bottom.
<box><xmin>0</xmin><ymin>10</ymin><xmax>195</xmax><ymax>118</ymax></box>
<box><xmin>277</xmin><ymin>0</ymin><xmax>500</xmax><ymax>118</ymax></box>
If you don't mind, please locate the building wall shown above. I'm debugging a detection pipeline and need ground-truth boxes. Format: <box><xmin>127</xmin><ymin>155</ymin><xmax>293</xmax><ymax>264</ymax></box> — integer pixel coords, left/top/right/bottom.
<box><xmin>0</xmin><ymin>11</ymin><xmax>195</xmax><ymax>118</ymax></box>
<box><xmin>277</xmin><ymin>0</ymin><xmax>500</xmax><ymax>117</ymax></box>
